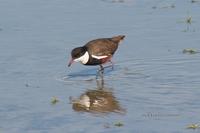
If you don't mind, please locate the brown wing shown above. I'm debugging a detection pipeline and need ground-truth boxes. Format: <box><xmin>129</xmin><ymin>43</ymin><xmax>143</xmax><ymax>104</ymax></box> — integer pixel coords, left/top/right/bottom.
<box><xmin>84</xmin><ymin>38</ymin><xmax>118</xmax><ymax>56</ymax></box>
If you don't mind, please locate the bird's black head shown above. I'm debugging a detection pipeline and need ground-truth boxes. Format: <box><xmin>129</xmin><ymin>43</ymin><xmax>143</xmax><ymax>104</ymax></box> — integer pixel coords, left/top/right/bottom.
<box><xmin>68</xmin><ymin>46</ymin><xmax>87</xmax><ymax>67</ymax></box>
<box><xmin>71</xmin><ymin>47</ymin><xmax>87</xmax><ymax>59</ymax></box>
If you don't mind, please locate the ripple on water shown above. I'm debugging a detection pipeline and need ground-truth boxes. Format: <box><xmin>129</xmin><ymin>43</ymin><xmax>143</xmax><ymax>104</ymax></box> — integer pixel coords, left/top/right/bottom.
<box><xmin>55</xmin><ymin>63</ymin><xmax>151</xmax><ymax>83</ymax></box>
<box><xmin>56</xmin><ymin>54</ymin><xmax>200</xmax><ymax>85</ymax></box>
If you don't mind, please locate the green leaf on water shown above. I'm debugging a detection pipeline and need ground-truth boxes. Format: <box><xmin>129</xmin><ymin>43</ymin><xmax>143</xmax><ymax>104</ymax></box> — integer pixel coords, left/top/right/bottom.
<box><xmin>187</xmin><ymin>124</ymin><xmax>200</xmax><ymax>129</ymax></box>
<box><xmin>183</xmin><ymin>48</ymin><xmax>198</xmax><ymax>54</ymax></box>
<box><xmin>114</xmin><ymin>121</ymin><xmax>124</xmax><ymax>127</ymax></box>
<box><xmin>185</xmin><ymin>16</ymin><xmax>192</xmax><ymax>24</ymax></box>
<box><xmin>51</xmin><ymin>97</ymin><xmax>59</xmax><ymax>105</ymax></box>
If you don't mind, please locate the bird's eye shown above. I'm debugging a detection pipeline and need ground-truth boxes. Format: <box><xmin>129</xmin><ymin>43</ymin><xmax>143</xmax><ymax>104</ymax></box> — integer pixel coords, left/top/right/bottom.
<box><xmin>73</xmin><ymin>53</ymin><xmax>80</xmax><ymax>58</ymax></box>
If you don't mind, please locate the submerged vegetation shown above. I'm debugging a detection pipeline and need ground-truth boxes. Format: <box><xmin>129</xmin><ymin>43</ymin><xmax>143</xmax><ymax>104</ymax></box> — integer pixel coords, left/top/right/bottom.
<box><xmin>182</xmin><ymin>15</ymin><xmax>195</xmax><ymax>32</ymax></box>
<box><xmin>114</xmin><ymin>121</ymin><xmax>124</xmax><ymax>127</ymax></box>
<box><xmin>183</xmin><ymin>48</ymin><xmax>198</xmax><ymax>54</ymax></box>
<box><xmin>185</xmin><ymin>16</ymin><xmax>192</xmax><ymax>24</ymax></box>
<box><xmin>103</xmin><ymin>121</ymin><xmax>124</xmax><ymax>128</ymax></box>
<box><xmin>187</xmin><ymin>123</ymin><xmax>200</xmax><ymax>129</ymax></box>
<box><xmin>51</xmin><ymin>97</ymin><xmax>59</xmax><ymax>105</ymax></box>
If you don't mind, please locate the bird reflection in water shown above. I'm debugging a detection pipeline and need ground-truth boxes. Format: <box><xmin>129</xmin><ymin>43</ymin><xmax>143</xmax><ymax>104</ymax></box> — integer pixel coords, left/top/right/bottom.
<box><xmin>69</xmin><ymin>78</ymin><xmax>126</xmax><ymax>115</ymax></box>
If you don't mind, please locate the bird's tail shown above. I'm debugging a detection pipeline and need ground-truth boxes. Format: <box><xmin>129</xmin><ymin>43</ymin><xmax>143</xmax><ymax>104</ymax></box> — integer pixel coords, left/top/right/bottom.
<box><xmin>111</xmin><ymin>35</ymin><xmax>125</xmax><ymax>44</ymax></box>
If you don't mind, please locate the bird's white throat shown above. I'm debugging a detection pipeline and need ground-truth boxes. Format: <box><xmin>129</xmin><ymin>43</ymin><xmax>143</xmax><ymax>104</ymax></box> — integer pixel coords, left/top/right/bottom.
<box><xmin>74</xmin><ymin>51</ymin><xmax>89</xmax><ymax>64</ymax></box>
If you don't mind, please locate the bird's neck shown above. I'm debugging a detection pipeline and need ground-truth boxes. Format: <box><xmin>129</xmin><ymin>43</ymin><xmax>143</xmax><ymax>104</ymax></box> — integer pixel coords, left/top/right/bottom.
<box><xmin>74</xmin><ymin>51</ymin><xmax>89</xmax><ymax>64</ymax></box>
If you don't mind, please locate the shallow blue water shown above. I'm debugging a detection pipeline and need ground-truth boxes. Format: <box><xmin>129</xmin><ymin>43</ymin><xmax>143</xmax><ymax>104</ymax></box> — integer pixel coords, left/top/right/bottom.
<box><xmin>0</xmin><ymin>0</ymin><xmax>200</xmax><ymax>133</ymax></box>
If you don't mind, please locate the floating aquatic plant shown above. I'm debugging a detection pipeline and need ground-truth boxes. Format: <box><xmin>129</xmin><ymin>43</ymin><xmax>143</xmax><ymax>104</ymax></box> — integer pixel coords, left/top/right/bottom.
<box><xmin>178</xmin><ymin>13</ymin><xmax>195</xmax><ymax>32</ymax></box>
<box><xmin>184</xmin><ymin>15</ymin><xmax>194</xmax><ymax>32</ymax></box>
<box><xmin>183</xmin><ymin>48</ymin><xmax>198</xmax><ymax>54</ymax></box>
<box><xmin>114</xmin><ymin>121</ymin><xmax>124</xmax><ymax>127</ymax></box>
<box><xmin>187</xmin><ymin>123</ymin><xmax>200</xmax><ymax>129</ymax></box>
<box><xmin>51</xmin><ymin>97</ymin><xmax>59</xmax><ymax>105</ymax></box>
<box><xmin>185</xmin><ymin>16</ymin><xmax>192</xmax><ymax>24</ymax></box>
<box><xmin>102</xmin><ymin>121</ymin><xmax>124</xmax><ymax>128</ymax></box>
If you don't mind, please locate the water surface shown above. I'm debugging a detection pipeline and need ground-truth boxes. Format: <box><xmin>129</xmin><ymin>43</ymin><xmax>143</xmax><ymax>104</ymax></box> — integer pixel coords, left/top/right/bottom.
<box><xmin>0</xmin><ymin>0</ymin><xmax>200</xmax><ymax>132</ymax></box>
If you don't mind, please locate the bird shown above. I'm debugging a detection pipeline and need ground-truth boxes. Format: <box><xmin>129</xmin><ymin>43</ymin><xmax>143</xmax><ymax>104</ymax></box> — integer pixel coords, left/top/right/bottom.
<box><xmin>68</xmin><ymin>35</ymin><xmax>125</xmax><ymax>77</ymax></box>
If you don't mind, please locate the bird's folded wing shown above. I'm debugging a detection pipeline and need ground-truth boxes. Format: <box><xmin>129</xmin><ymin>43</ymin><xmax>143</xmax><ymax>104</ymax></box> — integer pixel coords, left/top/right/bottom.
<box><xmin>86</xmin><ymin>39</ymin><xmax>117</xmax><ymax>56</ymax></box>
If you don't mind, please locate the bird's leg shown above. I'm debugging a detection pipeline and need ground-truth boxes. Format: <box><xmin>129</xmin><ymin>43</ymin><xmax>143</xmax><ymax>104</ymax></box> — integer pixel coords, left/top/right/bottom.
<box><xmin>99</xmin><ymin>65</ymin><xmax>104</xmax><ymax>77</ymax></box>
<box><xmin>96</xmin><ymin>65</ymin><xmax>104</xmax><ymax>79</ymax></box>
<box><xmin>100</xmin><ymin>64</ymin><xmax>104</xmax><ymax>72</ymax></box>
<box><xmin>104</xmin><ymin>59</ymin><xmax>114</xmax><ymax>70</ymax></box>
<box><xmin>108</xmin><ymin>56</ymin><xmax>114</xmax><ymax>70</ymax></box>
<box><xmin>109</xmin><ymin>60</ymin><xmax>114</xmax><ymax>70</ymax></box>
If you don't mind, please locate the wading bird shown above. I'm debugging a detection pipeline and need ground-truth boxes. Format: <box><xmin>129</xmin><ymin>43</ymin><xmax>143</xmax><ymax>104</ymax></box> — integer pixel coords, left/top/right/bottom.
<box><xmin>68</xmin><ymin>35</ymin><xmax>125</xmax><ymax>78</ymax></box>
